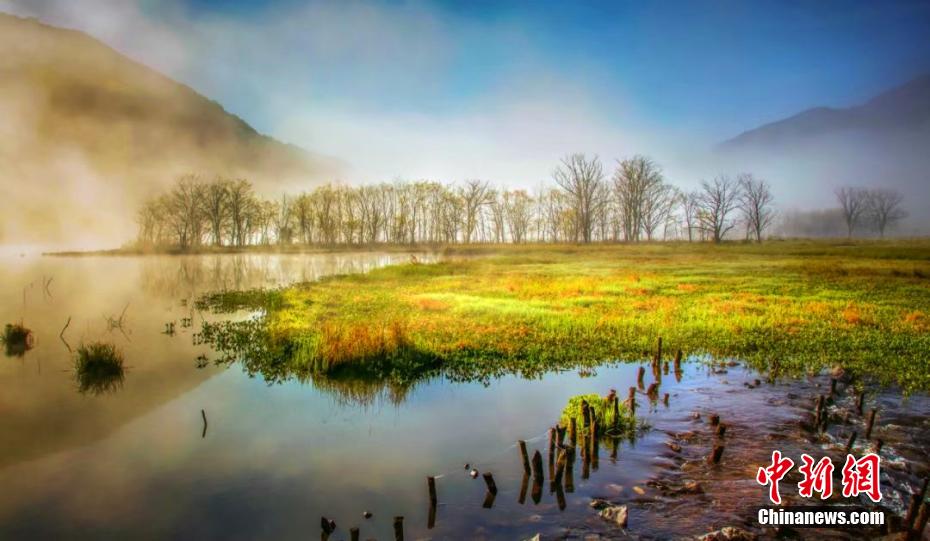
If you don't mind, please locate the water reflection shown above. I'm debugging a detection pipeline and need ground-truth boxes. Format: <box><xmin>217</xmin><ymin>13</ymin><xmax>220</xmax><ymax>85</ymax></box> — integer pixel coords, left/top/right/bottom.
<box><xmin>0</xmin><ymin>251</ymin><xmax>429</xmax><ymax>469</ymax></box>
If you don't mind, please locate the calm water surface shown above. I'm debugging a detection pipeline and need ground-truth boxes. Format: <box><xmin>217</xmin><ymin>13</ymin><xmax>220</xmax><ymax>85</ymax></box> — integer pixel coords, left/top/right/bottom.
<box><xmin>1</xmin><ymin>253</ymin><xmax>927</xmax><ymax>540</ymax></box>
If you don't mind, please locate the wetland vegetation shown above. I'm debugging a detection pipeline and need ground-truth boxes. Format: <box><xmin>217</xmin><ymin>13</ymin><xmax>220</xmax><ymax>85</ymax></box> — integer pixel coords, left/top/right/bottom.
<box><xmin>197</xmin><ymin>240</ymin><xmax>930</xmax><ymax>393</ymax></box>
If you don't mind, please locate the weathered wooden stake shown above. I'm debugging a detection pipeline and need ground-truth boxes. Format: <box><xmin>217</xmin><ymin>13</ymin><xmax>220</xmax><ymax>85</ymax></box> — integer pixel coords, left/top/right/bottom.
<box><xmin>531</xmin><ymin>450</ymin><xmax>544</xmax><ymax>481</ymax></box>
<box><xmin>569</xmin><ymin>418</ymin><xmax>577</xmax><ymax>446</ymax></box>
<box><xmin>646</xmin><ymin>382</ymin><xmax>659</xmax><ymax>397</ymax></box>
<box><xmin>628</xmin><ymin>386</ymin><xmax>637</xmax><ymax>416</ymax></box>
<box><xmin>393</xmin><ymin>516</ymin><xmax>404</xmax><ymax>541</ymax></box>
<box><xmin>554</xmin><ymin>449</ymin><xmax>568</xmax><ymax>485</ymax></box>
<box><xmin>709</xmin><ymin>413</ymin><xmax>720</xmax><ymax>426</ymax></box>
<box><xmin>519</xmin><ymin>440</ymin><xmax>531</xmax><ymax>475</ymax></box>
<box><xmin>856</xmin><ymin>390</ymin><xmax>864</xmax><ymax>414</ymax></box>
<box><xmin>350</xmin><ymin>527</ymin><xmax>360</xmax><ymax>541</ymax></box>
<box><xmin>565</xmin><ymin>447</ymin><xmax>575</xmax><ymax>493</ymax></box>
<box><xmin>612</xmin><ymin>395</ymin><xmax>620</xmax><ymax>431</ymax></box>
<box><xmin>914</xmin><ymin>501</ymin><xmax>929</xmax><ymax>539</ymax></box>
<box><xmin>581</xmin><ymin>400</ymin><xmax>590</xmax><ymax>428</ymax></box>
<box><xmin>905</xmin><ymin>493</ymin><xmax>921</xmax><ymax>531</ymax></box>
<box><xmin>830</xmin><ymin>378</ymin><xmax>837</xmax><ymax>396</ymax></box>
<box><xmin>427</xmin><ymin>476</ymin><xmax>437</xmax><ymax>506</ymax></box>
<box><xmin>707</xmin><ymin>444</ymin><xmax>725</xmax><ymax>464</ymax></box>
<box><xmin>663</xmin><ymin>392</ymin><xmax>670</xmax><ymax>407</ymax></box>
<box><xmin>482</xmin><ymin>472</ymin><xmax>498</xmax><ymax>495</ymax></box>
<box><xmin>716</xmin><ymin>423</ymin><xmax>727</xmax><ymax>438</ymax></box>
<box><xmin>864</xmin><ymin>408</ymin><xmax>877</xmax><ymax>440</ymax></box>
<box><xmin>656</xmin><ymin>336</ymin><xmax>663</xmax><ymax>362</ymax></box>
<box><xmin>814</xmin><ymin>395</ymin><xmax>824</xmax><ymax>427</ymax></box>
<box><xmin>674</xmin><ymin>349</ymin><xmax>682</xmax><ymax>371</ymax></box>
<box><xmin>637</xmin><ymin>366</ymin><xmax>645</xmax><ymax>387</ymax></box>
<box><xmin>872</xmin><ymin>438</ymin><xmax>884</xmax><ymax>455</ymax></box>
<box><xmin>518</xmin><ymin>473</ymin><xmax>529</xmax><ymax>504</ymax></box>
<box><xmin>844</xmin><ymin>431</ymin><xmax>857</xmax><ymax>454</ymax></box>
<box><xmin>548</xmin><ymin>427</ymin><xmax>556</xmax><ymax>478</ymax></box>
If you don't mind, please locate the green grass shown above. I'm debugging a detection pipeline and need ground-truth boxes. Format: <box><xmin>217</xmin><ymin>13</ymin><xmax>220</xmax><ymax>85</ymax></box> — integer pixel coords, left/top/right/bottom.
<box><xmin>74</xmin><ymin>342</ymin><xmax>125</xmax><ymax>395</ymax></box>
<box><xmin>198</xmin><ymin>240</ymin><xmax>930</xmax><ymax>391</ymax></box>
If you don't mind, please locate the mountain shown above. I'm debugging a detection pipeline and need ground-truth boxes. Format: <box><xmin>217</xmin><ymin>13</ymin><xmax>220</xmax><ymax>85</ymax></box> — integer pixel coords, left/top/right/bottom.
<box><xmin>715</xmin><ymin>74</ymin><xmax>930</xmax><ymax>230</ymax></box>
<box><xmin>719</xmin><ymin>74</ymin><xmax>930</xmax><ymax>150</ymax></box>
<box><xmin>0</xmin><ymin>13</ymin><xmax>342</xmax><ymax>247</ymax></box>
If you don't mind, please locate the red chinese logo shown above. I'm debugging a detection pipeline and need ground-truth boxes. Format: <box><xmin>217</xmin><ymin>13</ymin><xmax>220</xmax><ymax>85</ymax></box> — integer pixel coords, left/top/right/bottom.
<box><xmin>797</xmin><ymin>454</ymin><xmax>834</xmax><ymax>499</ymax></box>
<box><xmin>841</xmin><ymin>453</ymin><xmax>882</xmax><ymax>502</ymax></box>
<box><xmin>756</xmin><ymin>450</ymin><xmax>794</xmax><ymax>504</ymax></box>
<box><xmin>757</xmin><ymin>451</ymin><xmax>882</xmax><ymax>504</ymax></box>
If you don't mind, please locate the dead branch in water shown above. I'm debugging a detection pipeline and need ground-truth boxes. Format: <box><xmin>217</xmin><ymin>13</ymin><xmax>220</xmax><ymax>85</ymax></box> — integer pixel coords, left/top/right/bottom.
<box><xmin>59</xmin><ymin>316</ymin><xmax>72</xmax><ymax>352</ymax></box>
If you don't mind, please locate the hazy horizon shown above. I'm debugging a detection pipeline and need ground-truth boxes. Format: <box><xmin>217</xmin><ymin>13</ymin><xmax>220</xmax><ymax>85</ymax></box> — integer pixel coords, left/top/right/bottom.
<box><xmin>2</xmin><ymin>0</ymin><xmax>930</xmax><ymax>248</ymax></box>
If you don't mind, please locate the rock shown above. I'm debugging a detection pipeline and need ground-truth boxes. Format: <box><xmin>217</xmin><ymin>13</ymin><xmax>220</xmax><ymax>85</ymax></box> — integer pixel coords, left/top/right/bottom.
<box><xmin>470</xmin><ymin>469</ymin><xmax>479</xmax><ymax>478</ymax></box>
<box><xmin>597</xmin><ymin>504</ymin><xmax>629</xmax><ymax>527</ymax></box>
<box><xmin>677</xmin><ymin>480</ymin><xmax>704</xmax><ymax>494</ymax></box>
<box><xmin>697</xmin><ymin>526</ymin><xmax>757</xmax><ymax>541</ymax></box>
<box><xmin>632</xmin><ymin>486</ymin><xmax>646</xmax><ymax>495</ymax></box>
<box><xmin>320</xmin><ymin>516</ymin><xmax>336</xmax><ymax>534</ymax></box>
<box><xmin>589</xmin><ymin>498</ymin><xmax>610</xmax><ymax>510</ymax></box>
<box><xmin>666</xmin><ymin>441</ymin><xmax>682</xmax><ymax>453</ymax></box>
<box><xmin>362</xmin><ymin>511</ymin><xmax>372</xmax><ymax>519</ymax></box>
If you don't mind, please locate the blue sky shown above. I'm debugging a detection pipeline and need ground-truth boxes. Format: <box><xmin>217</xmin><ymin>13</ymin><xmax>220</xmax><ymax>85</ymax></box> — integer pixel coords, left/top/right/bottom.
<box><xmin>167</xmin><ymin>0</ymin><xmax>930</xmax><ymax>135</ymax></box>
<box><xmin>4</xmin><ymin>0</ymin><xmax>930</xmax><ymax>187</ymax></box>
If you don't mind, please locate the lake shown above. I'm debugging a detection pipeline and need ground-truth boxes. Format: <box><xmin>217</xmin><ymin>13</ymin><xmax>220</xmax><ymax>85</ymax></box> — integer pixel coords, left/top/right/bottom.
<box><xmin>1</xmin><ymin>252</ymin><xmax>926</xmax><ymax>540</ymax></box>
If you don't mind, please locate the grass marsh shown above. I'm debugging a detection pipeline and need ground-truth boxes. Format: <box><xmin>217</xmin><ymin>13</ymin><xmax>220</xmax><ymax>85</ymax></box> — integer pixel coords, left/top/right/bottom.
<box><xmin>198</xmin><ymin>241</ymin><xmax>930</xmax><ymax>391</ymax></box>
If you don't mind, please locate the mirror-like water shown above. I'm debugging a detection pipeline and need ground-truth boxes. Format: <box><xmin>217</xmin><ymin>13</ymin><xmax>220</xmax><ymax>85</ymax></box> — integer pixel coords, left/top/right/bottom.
<box><xmin>1</xmin><ymin>253</ymin><xmax>927</xmax><ymax>540</ymax></box>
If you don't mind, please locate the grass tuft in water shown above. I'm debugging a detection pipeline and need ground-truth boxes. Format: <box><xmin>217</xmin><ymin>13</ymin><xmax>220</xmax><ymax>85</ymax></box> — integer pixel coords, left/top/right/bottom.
<box><xmin>2</xmin><ymin>323</ymin><xmax>34</xmax><ymax>357</ymax></box>
<box><xmin>74</xmin><ymin>342</ymin><xmax>125</xmax><ymax>395</ymax></box>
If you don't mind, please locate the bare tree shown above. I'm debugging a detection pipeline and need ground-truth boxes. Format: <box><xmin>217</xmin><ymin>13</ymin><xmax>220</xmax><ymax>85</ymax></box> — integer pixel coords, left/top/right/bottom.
<box><xmin>834</xmin><ymin>186</ymin><xmax>869</xmax><ymax>238</ymax></box>
<box><xmin>612</xmin><ymin>155</ymin><xmax>666</xmax><ymax>241</ymax></box>
<box><xmin>865</xmin><ymin>188</ymin><xmax>907</xmax><ymax>238</ymax></box>
<box><xmin>697</xmin><ymin>176</ymin><xmax>741</xmax><ymax>243</ymax></box>
<box><xmin>553</xmin><ymin>154</ymin><xmax>607</xmax><ymax>243</ymax></box>
<box><xmin>226</xmin><ymin>179</ymin><xmax>255</xmax><ymax>247</ymax></box>
<box><xmin>737</xmin><ymin>173</ymin><xmax>775</xmax><ymax>242</ymax></box>
<box><xmin>459</xmin><ymin>180</ymin><xmax>493</xmax><ymax>243</ymax></box>
<box><xmin>681</xmin><ymin>191</ymin><xmax>699</xmax><ymax>242</ymax></box>
<box><xmin>201</xmin><ymin>178</ymin><xmax>230</xmax><ymax>246</ymax></box>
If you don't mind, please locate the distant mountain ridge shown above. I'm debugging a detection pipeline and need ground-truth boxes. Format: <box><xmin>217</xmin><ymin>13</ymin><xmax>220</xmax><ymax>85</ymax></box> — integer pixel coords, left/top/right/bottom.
<box><xmin>719</xmin><ymin>74</ymin><xmax>930</xmax><ymax>150</ymax></box>
<box><xmin>0</xmin><ymin>13</ymin><xmax>341</xmax><ymax>246</ymax></box>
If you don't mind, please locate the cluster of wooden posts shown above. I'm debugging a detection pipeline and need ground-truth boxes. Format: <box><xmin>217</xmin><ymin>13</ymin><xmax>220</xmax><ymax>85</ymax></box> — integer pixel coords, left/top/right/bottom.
<box><xmin>811</xmin><ymin>378</ymin><xmax>930</xmax><ymax>538</ymax></box>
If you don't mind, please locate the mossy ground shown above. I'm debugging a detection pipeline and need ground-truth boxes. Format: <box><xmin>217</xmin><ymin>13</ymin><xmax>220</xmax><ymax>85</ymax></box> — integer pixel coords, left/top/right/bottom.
<box><xmin>200</xmin><ymin>240</ymin><xmax>930</xmax><ymax>391</ymax></box>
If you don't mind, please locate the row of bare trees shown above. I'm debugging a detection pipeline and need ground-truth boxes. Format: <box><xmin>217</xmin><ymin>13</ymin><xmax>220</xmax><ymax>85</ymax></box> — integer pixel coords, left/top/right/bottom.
<box><xmin>136</xmin><ymin>154</ymin><xmax>783</xmax><ymax>248</ymax></box>
<box><xmin>834</xmin><ymin>187</ymin><xmax>908</xmax><ymax>238</ymax></box>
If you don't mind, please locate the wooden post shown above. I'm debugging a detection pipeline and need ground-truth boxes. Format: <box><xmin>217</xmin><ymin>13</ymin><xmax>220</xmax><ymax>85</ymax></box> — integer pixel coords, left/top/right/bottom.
<box><xmin>201</xmin><ymin>409</ymin><xmax>208</xmax><ymax>438</ymax></box>
<box><xmin>914</xmin><ymin>501</ymin><xmax>929</xmax><ymax>540</ymax></box>
<box><xmin>350</xmin><ymin>527</ymin><xmax>360</xmax><ymax>541</ymax></box>
<box><xmin>482</xmin><ymin>472</ymin><xmax>498</xmax><ymax>495</ymax></box>
<box><xmin>427</xmin><ymin>476</ymin><xmax>437</xmax><ymax>506</ymax></box>
<box><xmin>565</xmin><ymin>446</ymin><xmax>575</xmax><ymax>493</ymax></box>
<box><xmin>393</xmin><ymin>516</ymin><xmax>404</xmax><ymax>541</ymax></box>
<box><xmin>856</xmin><ymin>390</ymin><xmax>864</xmax><ymax>414</ymax></box>
<box><xmin>872</xmin><ymin>438</ymin><xmax>884</xmax><ymax>455</ymax></box>
<box><xmin>674</xmin><ymin>349</ymin><xmax>682</xmax><ymax>371</ymax></box>
<box><xmin>656</xmin><ymin>336</ymin><xmax>662</xmax><ymax>362</ymax></box>
<box><xmin>709</xmin><ymin>413</ymin><xmax>720</xmax><ymax>426</ymax></box>
<box><xmin>628</xmin><ymin>386</ymin><xmax>637</xmax><ymax>416</ymax></box>
<box><xmin>569</xmin><ymin>418</ymin><xmax>577</xmax><ymax>446</ymax></box>
<box><xmin>844</xmin><ymin>432</ymin><xmax>857</xmax><ymax>454</ymax></box>
<box><xmin>557</xmin><ymin>425</ymin><xmax>566</xmax><ymax>446</ymax></box>
<box><xmin>518</xmin><ymin>440</ymin><xmax>531</xmax><ymax>475</ymax></box>
<box><xmin>707</xmin><ymin>444</ymin><xmax>724</xmax><ymax>464</ymax></box>
<box><xmin>548</xmin><ymin>427</ymin><xmax>556</xmax><ymax>478</ymax></box>
<box><xmin>864</xmin><ymin>409</ymin><xmax>877</xmax><ymax>440</ymax></box>
<box><xmin>716</xmin><ymin>423</ymin><xmax>727</xmax><ymax>438</ymax></box>
<box><xmin>637</xmin><ymin>366</ymin><xmax>645</xmax><ymax>388</ymax></box>
<box><xmin>830</xmin><ymin>378</ymin><xmax>837</xmax><ymax>396</ymax></box>
<box><xmin>612</xmin><ymin>395</ymin><xmax>620</xmax><ymax>431</ymax></box>
<box><xmin>518</xmin><ymin>473</ymin><xmax>529</xmax><ymax>504</ymax></box>
<box><xmin>814</xmin><ymin>395</ymin><xmax>824</xmax><ymax>427</ymax></box>
<box><xmin>554</xmin><ymin>448</ymin><xmax>568</xmax><ymax>485</ymax></box>
<box><xmin>531</xmin><ymin>450</ymin><xmax>544</xmax><ymax>481</ymax></box>
<box><xmin>905</xmin><ymin>494</ymin><xmax>921</xmax><ymax>531</ymax></box>
<box><xmin>663</xmin><ymin>392</ymin><xmax>669</xmax><ymax>407</ymax></box>
<box><xmin>646</xmin><ymin>382</ymin><xmax>659</xmax><ymax>397</ymax></box>
<box><xmin>581</xmin><ymin>400</ymin><xmax>590</xmax><ymax>429</ymax></box>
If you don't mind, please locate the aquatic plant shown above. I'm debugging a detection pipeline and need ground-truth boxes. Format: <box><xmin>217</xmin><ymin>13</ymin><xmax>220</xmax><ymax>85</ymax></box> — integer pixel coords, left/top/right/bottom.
<box><xmin>560</xmin><ymin>393</ymin><xmax>634</xmax><ymax>435</ymax></box>
<box><xmin>2</xmin><ymin>323</ymin><xmax>34</xmax><ymax>357</ymax></box>
<box><xmin>74</xmin><ymin>342</ymin><xmax>125</xmax><ymax>395</ymax></box>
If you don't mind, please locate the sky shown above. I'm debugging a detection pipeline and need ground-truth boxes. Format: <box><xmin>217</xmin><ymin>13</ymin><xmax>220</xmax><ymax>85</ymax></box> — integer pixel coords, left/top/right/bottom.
<box><xmin>3</xmin><ymin>0</ymin><xmax>930</xmax><ymax>188</ymax></box>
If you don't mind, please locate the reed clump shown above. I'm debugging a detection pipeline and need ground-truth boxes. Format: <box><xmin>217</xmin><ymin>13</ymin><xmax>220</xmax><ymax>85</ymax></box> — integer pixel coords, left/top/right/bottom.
<box><xmin>74</xmin><ymin>342</ymin><xmax>125</xmax><ymax>395</ymax></box>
